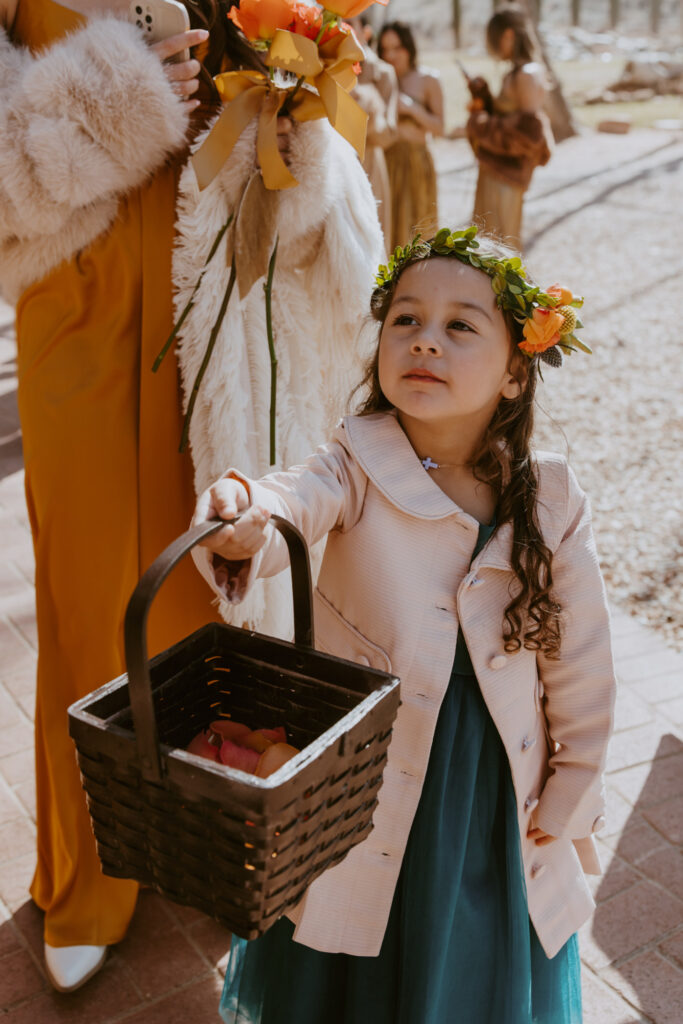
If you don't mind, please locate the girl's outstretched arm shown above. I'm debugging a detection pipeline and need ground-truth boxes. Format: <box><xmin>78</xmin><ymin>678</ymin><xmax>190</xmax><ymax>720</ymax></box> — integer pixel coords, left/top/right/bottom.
<box><xmin>533</xmin><ymin>464</ymin><xmax>617</xmax><ymax>842</ymax></box>
<box><xmin>191</xmin><ymin>426</ymin><xmax>368</xmax><ymax>604</ymax></box>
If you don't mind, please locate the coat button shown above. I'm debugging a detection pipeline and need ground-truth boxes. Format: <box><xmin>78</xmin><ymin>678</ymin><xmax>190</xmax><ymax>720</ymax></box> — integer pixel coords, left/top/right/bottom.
<box><xmin>591</xmin><ymin>815</ymin><xmax>606</xmax><ymax>833</ymax></box>
<box><xmin>489</xmin><ymin>654</ymin><xmax>507</xmax><ymax>670</ymax></box>
<box><xmin>530</xmin><ymin>863</ymin><xmax>546</xmax><ymax>880</ymax></box>
<box><xmin>524</xmin><ymin>797</ymin><xmax>539</xmax><ymax>813</ymax></box>
<box><xmin>356</xmin><ymin>655</ymin><xmax>370</xmax><ymax>667</ymax></box>
<box><xmin>521</xmin><ymin>736</ymin><xmax>536</xmax><ymax>752</ymax></box>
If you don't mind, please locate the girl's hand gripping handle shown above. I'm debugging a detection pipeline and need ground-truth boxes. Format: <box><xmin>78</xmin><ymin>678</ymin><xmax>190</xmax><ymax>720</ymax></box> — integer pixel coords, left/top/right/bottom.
<box><xmin>193</xmin><ymin>478</ymin><xmax>271</xmax><ymax>563</ymax></box>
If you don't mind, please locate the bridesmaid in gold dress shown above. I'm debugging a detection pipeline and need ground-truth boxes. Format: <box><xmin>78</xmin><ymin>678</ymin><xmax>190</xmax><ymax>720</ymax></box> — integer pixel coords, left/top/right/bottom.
<box><xmin>377</xmin><ymin>21</ymin><xmax>444</xmax><ymax>251</ymax></box>
<box><xmin>467</xmin><ymin>5</ymin><xmax>552</xmax><ymax>250</ymax></box>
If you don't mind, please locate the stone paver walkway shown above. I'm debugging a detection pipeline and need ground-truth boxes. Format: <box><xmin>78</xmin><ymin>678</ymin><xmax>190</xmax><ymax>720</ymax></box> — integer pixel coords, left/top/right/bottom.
<box><xmin>1</xmin><ymin>131</ymin><xmax>683</xmax><ymax>1022</ymax></box>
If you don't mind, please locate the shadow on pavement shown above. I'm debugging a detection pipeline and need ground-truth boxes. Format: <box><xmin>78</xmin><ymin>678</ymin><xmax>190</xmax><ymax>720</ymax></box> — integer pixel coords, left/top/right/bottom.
<box><xmin>592</xmin><ymin>734</ymin><xmax>683</xmax><ymax>1021</ymax></box>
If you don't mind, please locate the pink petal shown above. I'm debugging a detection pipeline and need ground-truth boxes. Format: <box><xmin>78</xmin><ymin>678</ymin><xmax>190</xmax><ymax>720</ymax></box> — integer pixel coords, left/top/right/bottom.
<box><xmin>219</xmin><ymin>739</ymin><xmax>261</xmax><ymax>774</ymax></box>
<box><xmin>187</xmin><ymin>730</ymin><xmax>220</xmax><ymax>762</ymax></box>
<box><xmin>210</xmin><ymin>720</ymin><xmax>251</xmax><ymax>745</ymax></box>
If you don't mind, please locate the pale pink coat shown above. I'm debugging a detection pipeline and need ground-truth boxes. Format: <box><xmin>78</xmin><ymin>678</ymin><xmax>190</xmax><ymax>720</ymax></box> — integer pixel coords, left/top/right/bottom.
<box><xmin>194</xmin><ymin>412</ymin><xmax>617</xmax><ymax>959</ymax></box>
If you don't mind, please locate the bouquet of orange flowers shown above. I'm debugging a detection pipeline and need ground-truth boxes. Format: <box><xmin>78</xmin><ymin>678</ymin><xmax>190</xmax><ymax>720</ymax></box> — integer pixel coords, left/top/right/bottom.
<box><xmin>192</xmin><ymin>0</ymin><xmax>389</xmax><ymax>191</ymax></box>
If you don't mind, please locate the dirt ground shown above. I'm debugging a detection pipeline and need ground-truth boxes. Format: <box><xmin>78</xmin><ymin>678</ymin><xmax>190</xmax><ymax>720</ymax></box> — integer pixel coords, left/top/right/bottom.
<box><xmin>433</xmin><ymin>126</ymin><xmax>683</xmax><ymax>651</ymax></box>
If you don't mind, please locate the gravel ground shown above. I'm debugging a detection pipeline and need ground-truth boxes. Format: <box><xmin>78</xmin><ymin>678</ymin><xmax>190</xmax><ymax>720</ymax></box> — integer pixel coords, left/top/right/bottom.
<box><xmin>435</xmin><ymin>128</ymin><xmax>683</xmax><ymax>650</ymax></box>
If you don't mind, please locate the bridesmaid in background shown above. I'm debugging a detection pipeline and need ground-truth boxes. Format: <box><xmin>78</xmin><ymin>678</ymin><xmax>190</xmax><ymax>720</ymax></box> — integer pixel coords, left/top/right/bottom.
<box><xmin>377</xmin><ymin>21</ymin><xmax>444</xmax><ymax>251</ymax></box>
<box><xmin>466</xmin><ymin>4</ymin><xmax>552</xmax><ymax>249</ymax></box>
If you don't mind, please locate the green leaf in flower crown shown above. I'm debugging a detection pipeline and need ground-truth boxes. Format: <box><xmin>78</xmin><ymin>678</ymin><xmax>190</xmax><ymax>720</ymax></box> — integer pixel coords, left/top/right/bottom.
<box><xmin>434</xmin><ymin>228</ymin><xmax>450</xmax><ymax>246</ymax></box>
<box><xmin>565</xmin><ymin>333</ymin><xmax>592</xmax><ymax>353</ymax></box>
<box><xmin>508</xmin><ymin>284</ymin><xmax>522</xmax><ymax>294</ymax></box>
<box><xmin>574</xmin><ymin>317</ymin><xmax>584</xmax><ymax>329</ymax></box>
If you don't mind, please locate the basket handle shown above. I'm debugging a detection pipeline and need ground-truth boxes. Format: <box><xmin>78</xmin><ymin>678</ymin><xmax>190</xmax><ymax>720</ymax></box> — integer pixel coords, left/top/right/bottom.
<box><xmin>124</xmin><ymin>515</ymin><xmax>314</xmax><ymax>783</ymax></box>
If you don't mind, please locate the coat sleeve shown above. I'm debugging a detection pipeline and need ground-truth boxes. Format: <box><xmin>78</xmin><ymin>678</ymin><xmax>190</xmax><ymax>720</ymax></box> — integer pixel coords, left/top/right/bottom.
<box><xmin>0</xmin><ymin>18</ymin><xmax>188</xmax><ymax>245</ymax></box>
<box><xmin>192</xmin><ymin>426</ymin><xmax>368</xmax><ymax>603</ymax></box>
<box><xmin>534</xmin><ymin>463</ymin><xmax>617</xmax><ymax>841</ymax></box>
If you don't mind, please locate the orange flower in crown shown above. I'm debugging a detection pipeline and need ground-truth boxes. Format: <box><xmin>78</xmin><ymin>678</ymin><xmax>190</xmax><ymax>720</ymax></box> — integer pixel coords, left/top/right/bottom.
<box><xmin>228</xmin><ymin>0</ymin><xmax>296</xmax><ymax>43</ymax></box>
<box><xmin>519</xmin><ymin>307</ymin><xmax>564</xmax><ymax>355</ymax></box>
<box><xmin>546</xmin><ymin>283</ymin><xmax>573</xmax><ymax>305</ymax></box>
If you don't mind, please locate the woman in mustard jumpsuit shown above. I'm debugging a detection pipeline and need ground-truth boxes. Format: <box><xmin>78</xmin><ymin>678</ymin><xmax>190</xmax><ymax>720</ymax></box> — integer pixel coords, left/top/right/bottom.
<box><xmin>2</xmin><ymin>0</ymin><xmax>214</xmax><ymax>990</ymax></box>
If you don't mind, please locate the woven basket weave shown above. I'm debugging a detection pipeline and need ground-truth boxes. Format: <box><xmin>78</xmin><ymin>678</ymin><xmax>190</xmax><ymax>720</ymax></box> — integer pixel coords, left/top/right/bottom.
<box><xmin>68</xmin><ymin>516</ymin><xmax>400</xmax><ymax>939</ymax></box>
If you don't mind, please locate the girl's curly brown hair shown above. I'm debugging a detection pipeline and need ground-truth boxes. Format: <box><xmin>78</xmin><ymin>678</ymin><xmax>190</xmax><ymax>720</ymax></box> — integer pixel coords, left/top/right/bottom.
<box><xmin>356</xmin><ymin>236</ymin><xmax>562</xmax><ymax>659</ymax></box>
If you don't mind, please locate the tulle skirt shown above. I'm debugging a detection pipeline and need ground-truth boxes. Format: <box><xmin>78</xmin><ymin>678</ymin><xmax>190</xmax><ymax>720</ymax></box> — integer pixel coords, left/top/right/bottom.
<box><xmin>220</xmin><ymin>670</ymin><xmax>582</xmax><ymax>1024</ymax></box>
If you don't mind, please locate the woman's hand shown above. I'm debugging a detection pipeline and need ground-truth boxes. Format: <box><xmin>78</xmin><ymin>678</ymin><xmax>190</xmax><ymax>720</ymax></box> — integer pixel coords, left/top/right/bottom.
<box><xmin>397</xmin><ymin>92</ymin><xmax>416</xmax><ymax>118</ymax></box>
<box><xmin>193</xmin><ymin>478</ymin><xmax>271</xmax><ymax>561</ymax></box>
<box><xmin>151</xmin><ymin>29</ymin><xmax>209</xmax><ymax>109</ymax></box>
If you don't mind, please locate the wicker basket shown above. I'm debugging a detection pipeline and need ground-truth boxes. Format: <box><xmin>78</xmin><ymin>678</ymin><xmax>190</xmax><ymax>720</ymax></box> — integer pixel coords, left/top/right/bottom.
<box><xmin>68</xmin><ymin>516</ymin><xmax>400</xmax><ymax>940</ymax></box>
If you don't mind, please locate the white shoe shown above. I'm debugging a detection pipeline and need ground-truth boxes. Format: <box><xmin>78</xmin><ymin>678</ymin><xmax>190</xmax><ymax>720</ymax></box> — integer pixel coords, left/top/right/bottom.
<box><xmin>44</xmin><ymin>942</ymin><xmax>108</xmax><ymax>992</ymax></box>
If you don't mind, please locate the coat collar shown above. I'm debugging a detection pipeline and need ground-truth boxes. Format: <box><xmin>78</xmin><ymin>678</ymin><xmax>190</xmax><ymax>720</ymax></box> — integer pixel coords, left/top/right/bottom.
<box><xmin>343</xmin><ymin>413</ymin><xmax>467</xmax><ymax>522</ymax></box>
<box><xmin>341</xmin><ymin>414</ymin><xmax>570</xmax><ymax>574</ymax></box>
<box><xmin>342</xmin><ymin>413</ymin><xmax>517</xmax><ymax>570</ymax></box>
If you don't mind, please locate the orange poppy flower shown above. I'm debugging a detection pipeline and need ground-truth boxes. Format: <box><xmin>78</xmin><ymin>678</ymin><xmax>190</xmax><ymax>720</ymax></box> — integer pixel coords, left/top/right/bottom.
<box><xmin>519</xmin><ymin>307</ymin><xmax>563</xmax><ymax>355</ymax></box>
<box><xmin>228</xmin><ymin>0</ymin><xmax>296</xmax><ymax>42</ymax></box>
<box><xmin>292</xmin><ymin>3</ymin><xmax>353</xmax><ymax>44</ymax></box>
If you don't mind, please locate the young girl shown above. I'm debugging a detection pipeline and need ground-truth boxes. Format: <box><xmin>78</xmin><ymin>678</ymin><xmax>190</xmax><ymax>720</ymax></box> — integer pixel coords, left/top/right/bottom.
<box><xmin>467</xmin><ymin>4</ymin><xmax>553</xmax><ymax>248</ymax></box>
<box><xmin>193</xmin><ymin>227</ymin><xmax>616</xmax><ymax>1023</ymax></box>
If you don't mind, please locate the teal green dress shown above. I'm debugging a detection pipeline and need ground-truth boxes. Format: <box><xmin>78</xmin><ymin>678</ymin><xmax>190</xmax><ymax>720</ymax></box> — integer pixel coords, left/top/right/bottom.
<box><xmin>220</xmin><ymin>524</ymin><xmax>582</xmax><ymax>1024</ymax></box>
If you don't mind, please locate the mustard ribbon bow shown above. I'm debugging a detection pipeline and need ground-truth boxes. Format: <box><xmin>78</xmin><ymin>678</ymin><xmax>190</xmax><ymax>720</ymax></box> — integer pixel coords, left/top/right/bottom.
<box><xmin>191</xmin><ymin>29</ymin><xmax>368</xmax><ymax>192</ymax></box>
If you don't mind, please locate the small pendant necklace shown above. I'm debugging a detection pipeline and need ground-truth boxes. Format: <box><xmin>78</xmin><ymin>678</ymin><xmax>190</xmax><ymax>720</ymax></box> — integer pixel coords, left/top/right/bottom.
<box><xmin>420</xmin><ymin>456</ymin><xmax>468</xmax><ymax>471</ymax></box>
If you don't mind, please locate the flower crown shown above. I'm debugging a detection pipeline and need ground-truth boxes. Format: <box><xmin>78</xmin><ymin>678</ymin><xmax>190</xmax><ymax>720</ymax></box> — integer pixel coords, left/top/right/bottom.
<box><xmin>374</xmin><ymin>226</ymin><xmax>590</xmax><ymax>366</ymax></box>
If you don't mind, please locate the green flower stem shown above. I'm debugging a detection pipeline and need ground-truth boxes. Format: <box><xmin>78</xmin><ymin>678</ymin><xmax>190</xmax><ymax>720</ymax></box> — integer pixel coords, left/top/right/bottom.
<box><xmin>152</xmin><ymin>215</ymin><xmax>233</xmax><ymax>373</ymax></box>
<box><xmin>264</xmin><ymin>237</ymin><xmax>279</xmax><ymax>466</ymax></box>
<box><xmin>179</xmin><ymin>256</ymin><xmax>237</xmax><ymax>454</ymax></box>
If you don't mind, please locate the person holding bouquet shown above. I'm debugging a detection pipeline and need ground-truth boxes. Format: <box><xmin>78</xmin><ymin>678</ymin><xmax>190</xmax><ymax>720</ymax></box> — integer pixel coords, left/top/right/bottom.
<box><xmin>172</xmin><ymin>0</ymin><xmax>386</xmax><ymax>639</ymax></box>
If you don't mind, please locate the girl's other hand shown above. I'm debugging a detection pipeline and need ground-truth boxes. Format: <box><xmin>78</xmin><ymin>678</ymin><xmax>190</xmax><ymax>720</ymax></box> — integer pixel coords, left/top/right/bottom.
<box><xmin>151</xmin><ymin>29</ymin><xmax>209</xmax><ymax>109</ymax></box>
<box><xmin>193</xmin><ymin>479</ymin><xmax>271</xmax><ymax>561</ymax></box>
<box><xmin>527</xmin><ymin>826</ymin><xmax>557</xmax><ymax>847</ymax></box>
